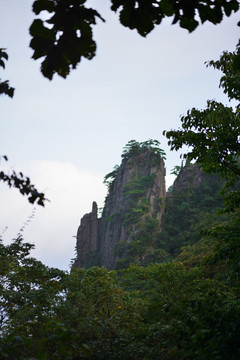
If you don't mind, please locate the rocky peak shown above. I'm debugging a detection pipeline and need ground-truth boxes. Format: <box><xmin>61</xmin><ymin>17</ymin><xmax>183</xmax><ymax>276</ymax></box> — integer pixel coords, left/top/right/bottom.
<box><xmin>172</xmin><ymin>163</ymin><xmax>207</xmax><ymax>192</ymax></box>
<box><xmin>74</xmin><ymin>140</ymin><xmax>166</xmax><ymax>269</ymax></box>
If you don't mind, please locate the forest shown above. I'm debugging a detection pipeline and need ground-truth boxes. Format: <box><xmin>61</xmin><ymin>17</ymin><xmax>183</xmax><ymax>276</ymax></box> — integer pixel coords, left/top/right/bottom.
<box><xmin>1</xmin><ymin>1</ymin><xmax>240</xmax><ymax>359</ymax></box>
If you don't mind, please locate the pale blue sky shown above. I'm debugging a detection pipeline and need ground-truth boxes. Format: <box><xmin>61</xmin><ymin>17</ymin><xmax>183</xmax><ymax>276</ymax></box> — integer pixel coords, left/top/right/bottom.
<box><xmin>0</xmin><ymin>0</ymin><xmax>239</xmax><ymax>269</ymax></box>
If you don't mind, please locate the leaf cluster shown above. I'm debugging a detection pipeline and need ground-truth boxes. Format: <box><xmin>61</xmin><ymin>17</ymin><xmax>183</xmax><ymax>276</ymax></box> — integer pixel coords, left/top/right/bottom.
<box><xmin>0</xmin><ymin>237</ymin><xmax>66</xmax><ymax>336</ymax></box>
<box><xmin>205</xmin><ymin>211</ymin><xmax>240</xmax><ymax>285</ymax></box>
<box><xmin>103</xmin><ymin>165</ymin><xmax>120</xmax><ymax>190</ymax></box>
<box><xmin>121</xmin><ymin>139</ymin><xmax>166</xmax><ymax>160</ymax></box>
<box><xmin>207</xmin><ymin>47</ymin><xmax>240</xmax><ymax>101</ymax></box>
<box><xmin>1</xmin><ymin>54</ymin><xmax>44</xmax><ymax>206</ymax></box>
<box><xmin>0</xmin><ymin>156</ymin><xmax>47</xmax><ymax>206</ymax></box>
<box><xmin>0</xmin><ymin>49</ymin><xmax>14</xmax><ymax>98</ymax></box>
<box><xmin>111</xmin><ymin>0</ymin><xmax>239</xmax><ymax>35</ymax></box>
<box><xmin>170</xmin><ymin>164</ymin><xmax>181</xmax><ymax>176</ymax></box>
<box><xmin>165</xmin><ymin>101</ymin><xmax>240</xmax><ymax>180</ymax></box>
<box><xmin>30</xmin><ymin>0</ymin><xmax>105</xmax><ymax>79</ymax></box>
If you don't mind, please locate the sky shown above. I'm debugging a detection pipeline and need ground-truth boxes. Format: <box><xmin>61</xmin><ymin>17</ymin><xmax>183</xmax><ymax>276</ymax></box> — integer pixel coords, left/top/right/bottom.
<box><xmin>0</xmin><ymin>0</ymin><xmax>239</xmax><ymax>270</ymax></box>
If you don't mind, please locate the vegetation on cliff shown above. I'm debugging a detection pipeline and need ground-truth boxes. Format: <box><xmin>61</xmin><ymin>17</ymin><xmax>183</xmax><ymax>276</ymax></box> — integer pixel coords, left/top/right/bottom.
<box><xmin>121</xmin><ymin>139</ymin><xmax>166</xmax><ymax>160</ymax></box>
<box><xmin>98</xmin><ymin>139</ymin><xmax>167</xmax><ymax>269</ymax></box>
<box><xmin>103</xmin><ymin>140</ymin><xmax>166</xmax><ymax>192</ymax></box>
<box><xmin>73</xmin><ymin>139</ymin><xmax>167</xmax><ymax>270</ymax></box>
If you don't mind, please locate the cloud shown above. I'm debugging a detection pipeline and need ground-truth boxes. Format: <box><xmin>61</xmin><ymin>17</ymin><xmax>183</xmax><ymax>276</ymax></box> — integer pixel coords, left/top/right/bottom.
<box><xmin>0</xmin><ymin>160</ymin><xmax>106</xmax><ymax>270</ymax></box>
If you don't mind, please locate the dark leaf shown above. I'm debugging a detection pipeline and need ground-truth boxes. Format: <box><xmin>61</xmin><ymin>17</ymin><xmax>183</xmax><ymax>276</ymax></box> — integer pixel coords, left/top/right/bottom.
<box><xmin>30</xmin><ymin>37</ymin><xmax>54</xmax><ymax>60</ymax></box>
<box><xmin>0</xmin><ymin>48</ymin><xmax>8</xmax><ymax>60</ymax></box>
<box><xmin>160</xmin><ymin>0</ymin><xmax>175</xmax><ymax>17</ymax></box>
<box><xmin>29</xmin><ymin>19</ymin><xmax>55</xmax><ymax>41</ymax></box>
<box><xmin>32</xmin><ymin>0</ymin><xmax>56</xmax><ymax>15</ymax></box>
<box><xmin>0</xmin><ymin>59</ymin><xmax>5</xmax><ymax>69</ymax></box>
<box><xmin>0</xmin><ymin>167</ymin><xmax>48</xmax><ymax>206</ymax></box>
<box><xmin>180</xmin><ymin>17</ymin><xmax>199</xmax><ymax>32</ymax></box>
<box><xmin>0</xmin><ymin>80</ymin><xmax>15</xmax><ymax>98</ymax></box>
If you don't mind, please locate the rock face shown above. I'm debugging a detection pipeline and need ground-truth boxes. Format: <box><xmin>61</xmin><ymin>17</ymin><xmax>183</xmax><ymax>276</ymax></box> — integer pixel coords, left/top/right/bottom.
<box><xmin>73</xmin><ymin>201</ymin><xmax>99</xmax><ymax>268</ymax></box>
<box><xmin>171</xmin><ymin>163</ymin><xmax>211</xmax><ymax>192</ymax></box>
<box><xmin>74</xmin><ymin>148</ymin><xmax>166</xmax><ymax>269</ymax></box>
<box><xmin>160</xmin><ymin>163</ymin><xmax>224</xmax><ymax>256</ymax></box>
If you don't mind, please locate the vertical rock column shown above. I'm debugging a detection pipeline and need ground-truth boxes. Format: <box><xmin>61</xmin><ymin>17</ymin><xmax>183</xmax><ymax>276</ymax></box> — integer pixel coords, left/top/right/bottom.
<box><xmin>74</xmin><ymin>201</ymin><xmax>99</xmax><ymax>268</ymax></box>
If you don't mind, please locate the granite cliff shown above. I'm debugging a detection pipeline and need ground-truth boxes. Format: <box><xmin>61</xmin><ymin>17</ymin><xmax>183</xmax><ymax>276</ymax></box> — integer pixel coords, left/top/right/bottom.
<box><xmin>73</xmin><ymin>140</ymin><xmax>166</xmax><ymax>269</ymax></box>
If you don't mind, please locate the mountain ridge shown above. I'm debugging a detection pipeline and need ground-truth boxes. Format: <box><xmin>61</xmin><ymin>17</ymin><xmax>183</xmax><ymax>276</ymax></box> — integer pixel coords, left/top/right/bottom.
<box><xmin>73</xmin><ymin>140</ymin><xmax>224</xmax><ymax>269</ymax></box>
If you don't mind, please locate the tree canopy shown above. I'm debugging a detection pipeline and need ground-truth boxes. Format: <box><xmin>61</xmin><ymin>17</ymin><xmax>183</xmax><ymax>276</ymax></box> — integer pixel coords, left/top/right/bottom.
<box><xmin>121</xmin><ymin>139</ymin><xmax>166</xmax><ymax>160</ymax></box>
<box><xmin>164</xmin><ymin>46</ymin><xmax>240</xmax><ymax>212</ymax></box>
<box><xmin>163</xmin><ymin>45</ymin><xmax>240</xmax><ymax>286</ymax></box>
<box><xmin>1</xmin><ymin>234</ymin><xmax>240</xmax><ymax>359</ymax></box>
